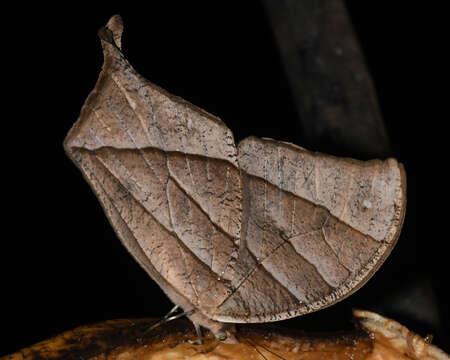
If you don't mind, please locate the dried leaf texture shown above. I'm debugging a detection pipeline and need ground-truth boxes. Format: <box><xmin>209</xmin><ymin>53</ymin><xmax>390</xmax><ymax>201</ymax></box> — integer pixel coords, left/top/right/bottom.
<box><xmin>64</xmin><ymin>16</ymin><xmax>406</xmax><ymax>334</ymax></box>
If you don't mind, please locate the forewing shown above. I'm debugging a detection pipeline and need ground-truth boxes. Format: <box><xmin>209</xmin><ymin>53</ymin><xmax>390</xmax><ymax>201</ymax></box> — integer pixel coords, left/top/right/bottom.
<box><xmin>64</xmin><ymin>17</ymin><xmax>242</xmax><ymax>319</ymax></box>
<box><xmin>212</xmin><ymin>137</ymin><xmax>406</xmax><ymax>323</ymax></box>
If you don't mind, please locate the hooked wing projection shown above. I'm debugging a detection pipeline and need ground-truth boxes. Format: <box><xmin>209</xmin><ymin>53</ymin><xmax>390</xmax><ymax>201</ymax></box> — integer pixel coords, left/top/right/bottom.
<box><xmin>64</xmin><ymin>16</ymin><xmax>406</xmax><ymax>339</ymax></box>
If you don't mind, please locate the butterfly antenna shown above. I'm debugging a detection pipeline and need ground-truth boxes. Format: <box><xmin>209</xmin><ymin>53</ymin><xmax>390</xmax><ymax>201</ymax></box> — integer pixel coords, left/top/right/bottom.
<box><xmin>142</xmin><ymin>305</ymin><xmax>194</xmax><ymax>336</ymax></box>
<box><xmin>246</xmin><ymin>339</ymin><xmax>288</xmax><ymax>360</ymax></box>
<box><xmin>256</xmin><ymin>341</ymin><xmax>288</xmax><ymax>360</ymax></box>
<box><xmin>246</xmin><ymin>339</ymin><xmax>268</xmax><ymax>360</ymax></box>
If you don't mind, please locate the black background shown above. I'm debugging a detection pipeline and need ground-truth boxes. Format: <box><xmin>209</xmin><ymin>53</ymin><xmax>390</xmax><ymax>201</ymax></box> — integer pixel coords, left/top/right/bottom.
<box><xmin>2</xmin><ymin>1</ymin><xmax>440</xmax><ymax>356</ymax></box>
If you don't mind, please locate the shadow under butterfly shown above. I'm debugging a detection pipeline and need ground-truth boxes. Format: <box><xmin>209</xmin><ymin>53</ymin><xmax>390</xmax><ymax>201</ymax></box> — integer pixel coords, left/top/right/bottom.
<box><xmin>64</xmin><ymin>15</ymin><xmax>406</xmax><ymax>343</ymax></box>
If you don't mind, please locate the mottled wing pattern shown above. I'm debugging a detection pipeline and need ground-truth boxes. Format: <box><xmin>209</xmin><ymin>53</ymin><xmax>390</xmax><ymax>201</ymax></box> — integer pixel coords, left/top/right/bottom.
<box><xmin>65</xmin><ymin>18</ymin><xmax>242</xmax><ymax>319</ymax></box>
<box><xmin>65</xmin><ymin>16</ymin><xmax>406</xmax><ymax>326</ymax></box>
<box><xmin>212</xmin><ymin>137</ymin><xmax>405</xmax><ymax>322</ymax></box>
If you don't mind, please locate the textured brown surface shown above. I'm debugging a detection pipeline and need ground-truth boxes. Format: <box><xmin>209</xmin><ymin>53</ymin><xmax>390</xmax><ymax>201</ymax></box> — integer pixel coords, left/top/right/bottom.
<box><xmin>3</xmin><ymin>312</ymin><xmax>448</xmax><ymax>360</ymax></box>
<box><xmin>64</xmin><ymin>15</ymin><xmax>406</xmax><ymax>336</ymax></box>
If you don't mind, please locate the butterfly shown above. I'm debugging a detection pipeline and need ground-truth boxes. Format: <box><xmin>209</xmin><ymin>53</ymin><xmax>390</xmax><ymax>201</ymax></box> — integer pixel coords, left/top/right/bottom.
<box><xmin>64</xmin><ymin>15</ymin><xmax>406</xmax><ymax>342</ymax></box>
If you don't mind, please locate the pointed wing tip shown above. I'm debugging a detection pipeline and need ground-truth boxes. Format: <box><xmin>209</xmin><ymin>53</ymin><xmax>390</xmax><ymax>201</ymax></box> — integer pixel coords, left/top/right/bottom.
<box><xmin>98</xmin><ymin>14</ymin><xmax>124</xmax><ymax>50</ymax></box>
<box><xmin>106</xmin><ymin>15</ymin><xmax>123</xmax><ymax>44</ymax></box>
<box><xmin>107</xmin><ymin>14</ymin><xmax>123</xmax><ymax>30</ymax></box>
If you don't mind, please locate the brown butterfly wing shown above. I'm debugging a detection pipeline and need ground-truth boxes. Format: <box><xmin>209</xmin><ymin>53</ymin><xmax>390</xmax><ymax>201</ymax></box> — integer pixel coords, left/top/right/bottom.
<box><xmin>65</xmin><ymin>17</ymin><xmax>242</xmax><ymax>320</ymax></box>
<box><xmin>65</xmin><ymin>16</ymin><xmax>406</xmax><ymax>327</ymax></box>
<box><xmin>211</xmin><ymin>137</ymin><xmax>406</xmax><ymax>323</ymax></box>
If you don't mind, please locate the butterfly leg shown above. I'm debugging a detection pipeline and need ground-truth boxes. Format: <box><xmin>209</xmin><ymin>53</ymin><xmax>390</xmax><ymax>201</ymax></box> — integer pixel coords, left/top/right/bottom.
<box><xmin>143</xmin><ymin>305</ymin><xmax>193</xmax><ymax>336</ymax></box>
<box><xmin>188</xmin><ymin>311</ymin><xmax>238</xmax><ymax>344</ymax></box>
<box><xmin>186</xmin><ymin>322</ymin><xmax>204</xmax><ymax>345</ymax></box>
<box><xmin>164</xmin><ymin>305</ymin><xmax>180</xmax><ymax>319</ymax></box>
